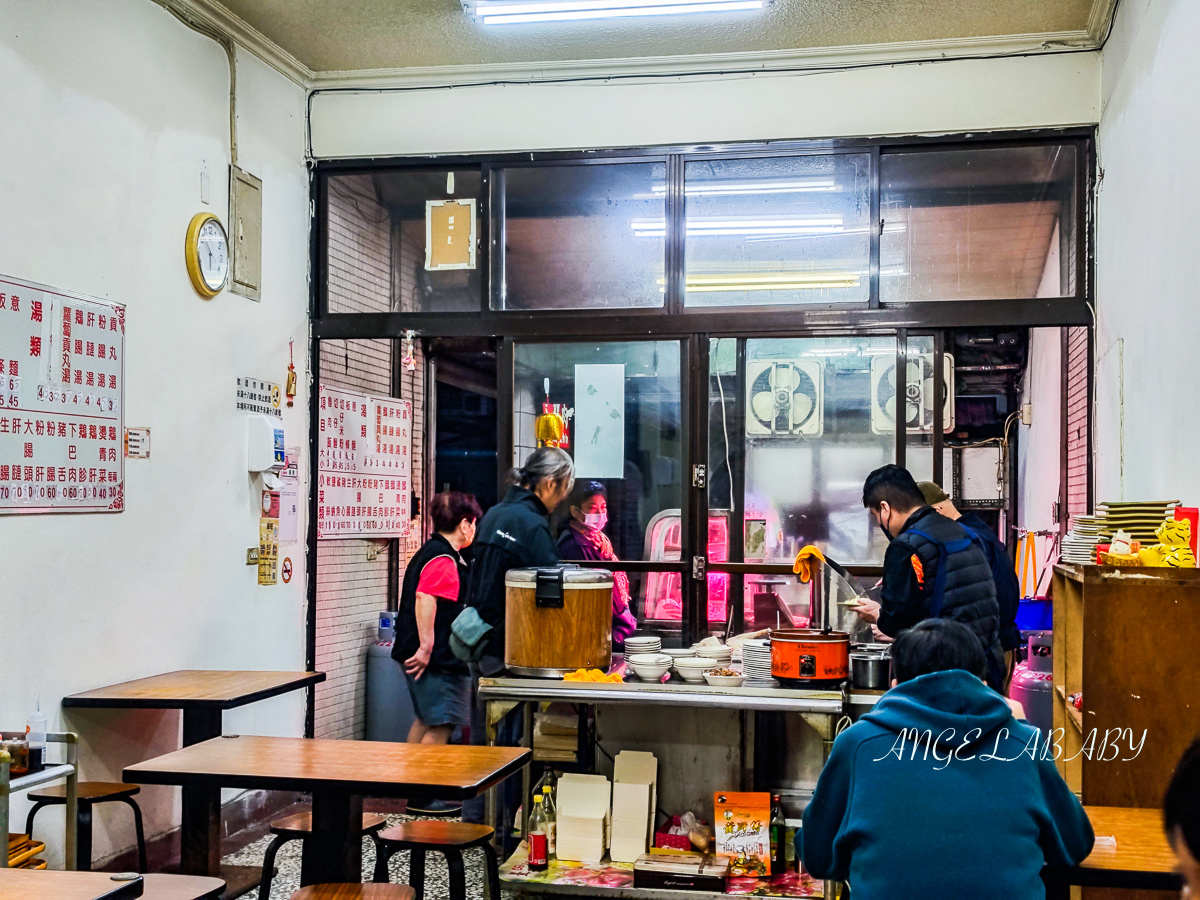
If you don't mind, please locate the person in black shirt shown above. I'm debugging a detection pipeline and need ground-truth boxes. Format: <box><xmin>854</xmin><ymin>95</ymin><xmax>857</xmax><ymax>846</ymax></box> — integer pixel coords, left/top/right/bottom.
<box><xmin>1164</xmin><ymin>736</ymin><xmax>1200</xmax><ymax>896</ymax></box>
<box><xmin>852</xmin><ymin>465</ymin><xmax>1005</xmax><ymax>690</ymax></box>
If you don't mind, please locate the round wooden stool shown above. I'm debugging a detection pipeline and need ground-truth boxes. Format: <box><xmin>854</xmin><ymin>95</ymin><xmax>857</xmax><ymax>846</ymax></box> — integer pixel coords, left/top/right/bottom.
<box><xmin>372</xmin><ymin>821</ymin><xmax>498</xmax><ymax>900</ymax></box>
<box><xmin>26</xmin><ymin>782</ymin><xmax>146</xmax><ymax>872</ymax></box>
<box><xmin>291</xmin><ymin>886</ymin><xmax>416</xmax><ymax>900</ymax></box>
<box><xmin>259</xmin><ymin>811</ymin><xmax>388</xmax><ymax>900</ymax></box>
<box><xmin>139</xmin><ymin>872</ymin><xmax>227</xmax><ymax>899</ymax></box>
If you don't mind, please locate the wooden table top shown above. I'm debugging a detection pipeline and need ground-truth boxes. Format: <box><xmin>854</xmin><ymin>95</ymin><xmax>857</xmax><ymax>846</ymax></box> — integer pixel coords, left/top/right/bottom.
<box><xmin>0</xmin><ymin>869</ymin><xmax>144</xmax><ymax>899</ymax></box>
<box><xmin>1081</xmin><ymin>806</ymin><xmax>1177</xmax><ymax>874</ymax></box>
<box><xmin>124</xmin><ymin>735</ymin><xmax>531</xmax><ymax>798</ymax></box>
<box><xmin>62</xmin><ymin>670</ymin><xmax>325</xmax><ymax>710</ymax></box>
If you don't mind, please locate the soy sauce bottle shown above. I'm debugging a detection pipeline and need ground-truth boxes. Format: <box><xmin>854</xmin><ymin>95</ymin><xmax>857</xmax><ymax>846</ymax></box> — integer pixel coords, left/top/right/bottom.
<box><xmin>770</xmin><ymin>794</ymin><xmax>786</xmax><ymax>875</ymax></box>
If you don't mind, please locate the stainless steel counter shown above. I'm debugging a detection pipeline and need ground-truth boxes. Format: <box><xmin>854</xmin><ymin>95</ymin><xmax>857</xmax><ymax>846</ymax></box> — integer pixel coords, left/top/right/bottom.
<box><xmin>478</xmin><ymin>675</ymin><xmax>881</xmax><ymax>714</ymax></box>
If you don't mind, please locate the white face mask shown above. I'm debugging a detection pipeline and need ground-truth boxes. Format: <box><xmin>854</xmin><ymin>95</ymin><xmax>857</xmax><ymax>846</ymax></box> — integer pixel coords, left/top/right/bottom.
<box><xmin>583</xmin><ymin>512</ymin><xmax>607</xmax><ymax>531</ymax></box>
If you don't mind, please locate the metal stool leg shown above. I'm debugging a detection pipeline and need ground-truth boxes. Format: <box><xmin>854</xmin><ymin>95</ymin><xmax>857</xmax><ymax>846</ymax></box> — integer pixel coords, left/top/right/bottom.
<box><xmin>373</xmin><ymin>841</ymin><xmax>396</xmax><ymax>883</ymax></box>
<box><xmin>23</xmin><ymin>801</ymin><xmax>50</xmax><ymax>839</ymax></box>
<box><xmin>77</xmin><ymin>802</ymin><xmax>93</xmax><ymax>872</ymax></box>
<box><xmin>257</xmin><ymin>835</ymin><xmax>290</xmax><ymax>900</ymax></box>
<box><xmin>445</xmin><ymin>849</ymin><xmax>467</xmax><ymax>900</ymax></box>
<box><xmin>410</xmin><ymin>848</ymin><xmax>427</xmax><ymax>900</ymax></box>
<box><xmin>481</xmin><ymin>840</ymin><xmax>501</xmax><ymax>900</ymax></box>
<box><xmin>119</xmin><ymin>797</ymin><xmax>147</xmax><ymax>874</ymax></box>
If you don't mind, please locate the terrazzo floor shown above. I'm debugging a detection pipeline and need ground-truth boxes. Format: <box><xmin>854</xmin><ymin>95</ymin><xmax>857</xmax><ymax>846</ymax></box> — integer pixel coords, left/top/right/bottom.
<box><xmin>222</xmin><ymin>813</ymin><xmax>495</xmax><ymax>900</ymax></box>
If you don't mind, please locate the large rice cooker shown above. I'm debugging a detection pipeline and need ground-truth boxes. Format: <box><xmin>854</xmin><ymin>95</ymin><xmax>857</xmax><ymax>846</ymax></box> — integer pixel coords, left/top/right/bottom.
<box><xmin>505</xmin><ymin>566</ymin><xmax>614</xmax><ymax>677</ymax></box>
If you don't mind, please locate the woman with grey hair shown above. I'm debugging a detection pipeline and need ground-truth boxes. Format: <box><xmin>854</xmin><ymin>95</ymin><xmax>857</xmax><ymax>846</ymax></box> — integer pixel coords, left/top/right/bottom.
<box><xmin>459</xmin><ymin>447</ymin><xmax>574</xmax><ymax>826</ymax></box>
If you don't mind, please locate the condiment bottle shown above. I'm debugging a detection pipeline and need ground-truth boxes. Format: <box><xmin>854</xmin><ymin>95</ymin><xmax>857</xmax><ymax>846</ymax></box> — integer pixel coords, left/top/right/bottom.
<box><xmin>528</xmin><ymin>794</ymin><xmax>549</xmax><ymax>871</ymax></box>
<box><xmin>770</xmin><ymin>794</ymin><xmax>786</xmax><ymax>875</ymax></box>
<box><xmin>27</xmin><ymin>695</ymin><xmax>47</xmax><ymax>773</ymax></box>
<box><xmin>541</xmin><ymin>784</ymin><xmax>557</xmax><ymax>858</ymax></box>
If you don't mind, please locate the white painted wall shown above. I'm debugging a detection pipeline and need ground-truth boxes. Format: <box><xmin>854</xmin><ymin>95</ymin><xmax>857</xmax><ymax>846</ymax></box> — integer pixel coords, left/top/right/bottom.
<box><xmin>0</xmin><ymin>0</ymin><xmax>310</xmax><ymax>865</ymax></box>
<box><xmin>310</xmin><ymin>52</ymin><xmax>1100</xmax><ymax>158</ymax></box>
<box><xmin>1095</xmin><ymin>0</ymin><xmax>1200</xmax><ymax>505</ymax></box>
<box><xmin>1019</xmin><ymin>328</ymin><xmax>1063</xmax><ymax>536</ymax></box>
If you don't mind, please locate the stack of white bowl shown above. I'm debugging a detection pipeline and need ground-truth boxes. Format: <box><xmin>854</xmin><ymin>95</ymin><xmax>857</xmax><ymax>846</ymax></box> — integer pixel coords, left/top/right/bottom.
<box><xmin>624</xmin><ymin>635</ymin><xmax>662</xmax><ymax>656</ymax></box>
<box><xmin>626</xmin><ymin>653</ymin><xmax>671</xmax><ymax>682</ymax></box>
<box><xmin>672</xmin><ymin>657</ymin><xmax>717</xmax><ymax>683</ymax></box>
<box><xmin>693</xmin><ymin>643</ymin><xmax>733</xmax><ymax>667</ymax></box>
<box><xmin>662</xmin><ymin>648</ymin><xmax>695</xmax><ymax>661</ymax></box>
<box><xmin>741</xmin><ymin>639</ymin><xmax>777</xmax><ymax>684</ymax></box>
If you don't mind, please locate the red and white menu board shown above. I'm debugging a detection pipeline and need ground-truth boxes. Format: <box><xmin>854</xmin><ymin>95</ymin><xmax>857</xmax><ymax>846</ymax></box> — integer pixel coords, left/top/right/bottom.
<box><xmin>0</xmin><ymin>275</ymin><xmax>125</xmax><ymax>514</ymax></box>
<box><xmin>316</xmin><ymin>384</ymin><xmax>412</xmax><ymax>538</ymax></box>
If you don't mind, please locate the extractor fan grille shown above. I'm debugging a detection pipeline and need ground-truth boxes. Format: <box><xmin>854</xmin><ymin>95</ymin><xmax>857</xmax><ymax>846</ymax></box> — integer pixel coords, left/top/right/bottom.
<box><xmin>745</xmin><ymin>359</ymin><xmax>823</xmax><ymax>436</ymax></box>
<box><xmin>869</xmin><ymin>353</ymin><xmax>954</xmax><ymax>434</ymax></box>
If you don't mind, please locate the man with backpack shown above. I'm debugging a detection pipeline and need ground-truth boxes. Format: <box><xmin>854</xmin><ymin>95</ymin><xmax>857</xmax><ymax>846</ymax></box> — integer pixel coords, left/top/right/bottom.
<box><xmin>918</xmin><ymin>481</ymin><xmax>1023</xmax><ymax>689</ymax></box>
<box><xmin>851</xmin><ymin>464</ymin><xmax>1006</xmax><ymax>691</ymax></box>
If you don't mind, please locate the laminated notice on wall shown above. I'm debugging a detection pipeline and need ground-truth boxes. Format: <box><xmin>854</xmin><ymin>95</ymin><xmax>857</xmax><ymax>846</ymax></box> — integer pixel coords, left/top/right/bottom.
<box><xmin>573</xmin><ymin>364</ymin><xmax>625</xmax><ymax>479</ymax></box>
<box><xmin>316</xmin><ymin>384</ymin><xmax>412</xmax><ymax>539</ymax></box>
<box><xmin>0</xmin><ymin>274</ymin><xmax>125</xmax><ymax>514</ymax></box>
<box><xmin>425</xmin><ymin>199</ymin><xmax>477</xmax><ymax>271</ymax></box>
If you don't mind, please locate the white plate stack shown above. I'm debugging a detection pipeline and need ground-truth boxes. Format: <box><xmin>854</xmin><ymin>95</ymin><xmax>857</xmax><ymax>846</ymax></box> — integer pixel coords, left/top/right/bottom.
<box><xmin>741</xmin><ymin>639</ymin><xmax>777</xmax><ymax>685</ymax></box>
<box><xmin>1062</xmin><ymin>515</ymin><xmax>1103</xmax><ymax>564</ymax></box>
<box><xmin>624</xmin><ymin>636</ymin><xmax>662</xmax><ymax>656</ymax></box>
<box><xmin>693</xmin><ymin>644</ymin><xmax>733</xmax><ymax>667</ymax></box>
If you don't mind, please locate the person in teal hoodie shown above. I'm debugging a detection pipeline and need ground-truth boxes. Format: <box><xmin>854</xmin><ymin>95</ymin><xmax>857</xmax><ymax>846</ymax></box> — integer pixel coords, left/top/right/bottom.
<box><xmin>800</xmin><ymin>619</ymin><xmax>1094</xmax><ymax>899</ymax></box>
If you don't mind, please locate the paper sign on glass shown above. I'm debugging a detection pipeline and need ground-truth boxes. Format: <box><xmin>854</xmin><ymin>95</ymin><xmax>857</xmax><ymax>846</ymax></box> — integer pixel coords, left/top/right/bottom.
<box><xmin>573</xmin><ymin>364</ymin><xmax>625</xmax><ymax>479</ymax></box>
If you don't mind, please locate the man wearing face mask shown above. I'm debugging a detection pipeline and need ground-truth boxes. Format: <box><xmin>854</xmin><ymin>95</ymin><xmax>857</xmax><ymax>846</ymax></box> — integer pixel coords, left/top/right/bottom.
<box><xmin>558</xmin><ymin>481</ymin><xmax>638</xmax><ymax>651</ymax></box>
<box><xmin>851</xmin><ymin>464</ymin><xmax>1005</xmax><ymax>691</ymax></box>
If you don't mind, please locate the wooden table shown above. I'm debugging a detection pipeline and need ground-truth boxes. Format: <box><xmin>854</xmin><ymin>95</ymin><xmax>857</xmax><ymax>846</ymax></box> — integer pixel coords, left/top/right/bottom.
<box><xmin>125</xmin><ymin>735</ymin><xmax>530</xmax><ymax>887</ymax></box>
<box><xmin>1043</xmin><ymin>805</ymin><xmax>1183</xmax><ymax>897</ymax></box>
<box><xmin>0</xmin><ymin>869</ymin><xmax>144</xmax><ymax>899</ymax></box>
<box><xmin>63</xmin><ymin>670</ymin><xmax>324</xmax><ymax>887</ymax></box>
<box><xmin>0</xmin><ymin>870</ymin><xmax>227</xmax><ymax>899</ymax></box>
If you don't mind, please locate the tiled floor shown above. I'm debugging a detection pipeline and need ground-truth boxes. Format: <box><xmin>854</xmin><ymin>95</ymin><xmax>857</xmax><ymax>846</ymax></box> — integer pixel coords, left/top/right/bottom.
<box><xmin>222</xmin><ymin>813</ymin><xmax>492</xmax><ymax>900</ymax></box>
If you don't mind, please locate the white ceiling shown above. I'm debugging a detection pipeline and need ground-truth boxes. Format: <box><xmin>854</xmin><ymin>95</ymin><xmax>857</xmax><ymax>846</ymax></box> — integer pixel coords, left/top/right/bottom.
<box><xmin>180</xmin><ymin>0</ymin><xmax>1116</xmax><ymax>84</ymax></box>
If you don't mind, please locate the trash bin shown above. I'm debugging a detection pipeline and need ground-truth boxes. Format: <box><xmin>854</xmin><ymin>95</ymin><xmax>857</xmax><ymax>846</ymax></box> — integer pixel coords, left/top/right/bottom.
<box><xmin>366</xmin><ymin>611</ymin><xmax>415</xmax><ymax>742</ymax></box>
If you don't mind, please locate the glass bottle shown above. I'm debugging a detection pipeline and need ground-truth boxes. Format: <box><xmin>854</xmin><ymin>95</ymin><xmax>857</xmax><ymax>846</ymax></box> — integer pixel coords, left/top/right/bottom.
<box><xmin>770</xmin><ymin>794</ymin><xmax>786</xmax><ymax>875</ymax></box>
<box><xmin>528</xmin><ymin>794</ymin><xmax>549</xmax><ymax>871</ymax></box>
<box><xmin>542</xmin><ymin>784</ymin><xmax>557</xmax><ymax>858</ymax></box>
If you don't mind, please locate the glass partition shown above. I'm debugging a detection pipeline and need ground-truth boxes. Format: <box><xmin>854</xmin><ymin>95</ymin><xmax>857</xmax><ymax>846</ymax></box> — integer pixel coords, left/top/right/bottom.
<box><xmin>684</xmin><ymin>154</ymin><xmax>871</xmax><ymax>307</ymax></box>
<box><xmin>495</xmin><ymin>162</ymin><xmax>667</xmax><ymax>311</ymax></box>
<box><xmin>880</xmin><ymin>144</ymin><xmax>1077</xmax><ymax>303</ymax></box>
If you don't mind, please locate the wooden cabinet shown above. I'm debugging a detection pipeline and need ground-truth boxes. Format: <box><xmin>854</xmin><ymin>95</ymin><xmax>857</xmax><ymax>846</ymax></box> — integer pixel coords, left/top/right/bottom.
<box><xmin>1051</xmin><ymin>564</ymin><xmax>1200</xmax><ymax>807</ymax></box>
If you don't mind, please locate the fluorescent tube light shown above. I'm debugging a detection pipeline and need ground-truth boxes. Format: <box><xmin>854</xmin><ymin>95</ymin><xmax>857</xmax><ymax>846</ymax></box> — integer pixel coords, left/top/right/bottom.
<box><xmin>471</xmin><ymin>0</ymin><xmax>764</xmax><ymax>23</ymax></box>
<box><xmin>631</xmin><ymin>216</ymin><xmax>844</xmax><ymax>238</ymax></box>
<box><xmin>643</xmin><ymin>179</ymin><xmax>837</xmax><ymax>197</ymax></box>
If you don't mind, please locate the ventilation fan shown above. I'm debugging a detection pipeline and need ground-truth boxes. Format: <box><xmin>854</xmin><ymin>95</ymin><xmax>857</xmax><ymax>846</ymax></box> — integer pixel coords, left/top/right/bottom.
<box><xmin>869</xmin><ymin>353</ymin><xmax>955</xmax><ymax>434</ymax></box>
<box><xmin>745</xmin><ymin>359</ymin><xmax>823</xmax><ymax>436</ymax></box>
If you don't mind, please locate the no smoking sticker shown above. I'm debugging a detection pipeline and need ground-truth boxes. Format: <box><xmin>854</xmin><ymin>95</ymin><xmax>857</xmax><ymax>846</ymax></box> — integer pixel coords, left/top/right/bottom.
<box><xmin>282</xmin><ymin>557</ymin><xmax>293</xmax><ymax>583</ymax></box>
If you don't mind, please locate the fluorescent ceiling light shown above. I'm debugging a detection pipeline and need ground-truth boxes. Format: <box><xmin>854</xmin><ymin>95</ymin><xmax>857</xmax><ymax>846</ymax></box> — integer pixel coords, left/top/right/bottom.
<box><xmin>632</xmin><ymin>216</ymin><xmax>844</xmax><ymax>238</ymax></box>
<box><xmin>644</xmin><ymin>179</ymin><xmax>837</xmax><ymax>197</ymax></box>
<box><xmin>468</xmin><ymin>0</ymin><xmax>765</xmax><ymax>24</ymax></box>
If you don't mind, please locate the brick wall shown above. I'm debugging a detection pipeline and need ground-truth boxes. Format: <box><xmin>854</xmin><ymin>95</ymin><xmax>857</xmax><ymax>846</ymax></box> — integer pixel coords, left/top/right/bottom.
<box><xmin>315</xmin><ymin>174</ymin><xmax>426</xmax><ymax>740</ymax></box>
<box><xmin>1065</xmin><ymin>325</ymin><xmax>1090</xmax><ymax>519</ymax></box>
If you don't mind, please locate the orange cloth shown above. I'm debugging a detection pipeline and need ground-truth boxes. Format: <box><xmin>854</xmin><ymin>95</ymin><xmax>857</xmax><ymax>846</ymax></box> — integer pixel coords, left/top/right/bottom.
<box><xmin>793</xmin><ymin>545</ymin><xmax>827</xmax><ymax>583</ymax></box>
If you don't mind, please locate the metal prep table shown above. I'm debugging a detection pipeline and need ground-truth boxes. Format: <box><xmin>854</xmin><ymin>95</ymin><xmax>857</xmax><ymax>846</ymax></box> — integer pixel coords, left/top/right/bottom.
<box><xmin>478</xmin><ymin>669</ymin><xmax>881</xmax><ymax>900</ymax></box>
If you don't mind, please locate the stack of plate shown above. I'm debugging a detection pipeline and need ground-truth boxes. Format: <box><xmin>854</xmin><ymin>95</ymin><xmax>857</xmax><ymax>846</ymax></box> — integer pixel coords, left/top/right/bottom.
<box><xmin>1096</xmin><ymin>500</ymin><xmax>1179</xmax><ymax>542</ymax></box>
<box><xmin>624</xmin><ymin>635</ymin><xmax>662</xmax><ymax>656</ymax></box>
<box><xmin>1062</xmin><ymin>515</ymin><xmax>1103</xmax><ymax>564</ymax></box>
<box><xmin>693</xmin><ymin>644</ymin><xmax>733</xmax><ymax>666</ymax></box>
<box><xmin>741</xmin><ymin>639</ymin><xmax>776</xmax><ymax>684</ymax></box>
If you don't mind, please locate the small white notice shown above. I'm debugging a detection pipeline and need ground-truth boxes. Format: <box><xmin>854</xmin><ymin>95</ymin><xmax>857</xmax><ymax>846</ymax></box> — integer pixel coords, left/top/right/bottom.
<box><xmin>125</xmin><ymin>427</ymin><xmax>150</xmax><ymax>460</ymax></box>
<box><xmin>574</xmin><ymin>364</ymin><xmax>625</xmax><ymax>479</ymax></box>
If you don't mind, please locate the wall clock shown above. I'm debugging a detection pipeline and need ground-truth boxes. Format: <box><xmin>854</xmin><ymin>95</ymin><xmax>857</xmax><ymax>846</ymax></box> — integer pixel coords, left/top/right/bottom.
<box><xmin>185</xmin><ymin>212</ymin><xmax>230</xmax><ymax>298</ymax></box>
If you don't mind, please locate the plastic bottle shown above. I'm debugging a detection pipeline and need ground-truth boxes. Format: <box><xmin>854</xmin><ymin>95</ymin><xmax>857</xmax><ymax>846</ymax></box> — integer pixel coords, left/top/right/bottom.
<box><xmin>769</xmin><ymin>794</ymin><xmax>786</xmax><ymax>875</ymax></box>
<box><xmin>528</xmin><ymin>794</ymin><xmax>549</xmax><ymax>871</ymax></box>
<box><xmin>541</xmin><ymin>784</ymin><xmax>557</xmax><ymax>858</ymax></box>
<box><xmin>26</xmin><ymin>695</ymin><xmax>47</xmax><ymax>773</ymax></box>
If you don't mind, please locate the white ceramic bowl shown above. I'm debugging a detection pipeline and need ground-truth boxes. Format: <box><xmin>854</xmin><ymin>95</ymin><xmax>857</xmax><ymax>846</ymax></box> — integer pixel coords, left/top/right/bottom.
<box><xmin>703</xmin><ymin>671</ymin><xmax>745</xmax><ymax>687</ymax></box>
<box><xmin>673</xmin><ymin>657</ymin><xmax>717</xmax><ymax>671</ymax></box>
<box><xmin>627</xmin><ymin>653</ymin><xmax>671</xmax><ymax>667</ymax></box>
<box><xmin>630</xmin><ymin>663</ymin><xmax>670</xmax><ymax>681</ymax></box>
<box><xmin>673</xmin><ymin>667</ymin><xmax>708</xmax><ymax>683</ymax></box>
<box><xmin>662</xmin><ymin>647</ymin><xmax>696</xmax><ymax>659</ymax></box>
<box><xmin>694</xmin><ymin>645</ymin><xmax>732</xmax><ymax>657</ymax></box>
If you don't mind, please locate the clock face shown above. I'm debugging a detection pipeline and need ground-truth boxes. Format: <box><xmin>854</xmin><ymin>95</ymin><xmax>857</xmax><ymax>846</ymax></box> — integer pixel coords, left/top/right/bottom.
<box><xmin>196</xmin><ymin>218</ymin><xmax>229</xmax><ymax>291</ymax></box>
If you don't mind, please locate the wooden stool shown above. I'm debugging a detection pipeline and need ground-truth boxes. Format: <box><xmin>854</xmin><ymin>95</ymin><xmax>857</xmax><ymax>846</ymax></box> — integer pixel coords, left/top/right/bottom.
<box><xmin>291</xmin><ymin>886</ymin><xmax>416</xmax><ymax>900</ymax></box>
<box><xmin>372</xmin><ymin>821</ymin><xmax>498</xmax><ymax>900</ymax></box>
<box><xmin>26</xmin><ymin>782</ymin><xmax>146</xmax><ymax>872</ymax></box>
<box><xmin>140</xmin><ymin>872</ymin><xmax>227</xmax><ymax>899</ymax></box>
<box><xmin>259</xmin><ymin>811</ymin><xmax>388</xmax><ymax>900</ymax></box>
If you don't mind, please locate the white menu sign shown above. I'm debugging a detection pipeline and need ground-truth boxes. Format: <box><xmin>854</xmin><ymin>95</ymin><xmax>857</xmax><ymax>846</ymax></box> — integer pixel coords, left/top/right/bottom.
<box><xmin>0</xmin><ymin>275</ymin><xmax>125</xmax><ymax>514</ymax></box>
<box><xmin>316</xmin><ymin>384</ymin><xmax>412</xmax><ymax>539</ymax></box>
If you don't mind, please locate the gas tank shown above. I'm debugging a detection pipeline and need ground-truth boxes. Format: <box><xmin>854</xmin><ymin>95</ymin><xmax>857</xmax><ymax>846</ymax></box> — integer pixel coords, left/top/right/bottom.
<box><xmin>1010</xmin><ymin>631</ymin><xmax>1054</xmax><ymax>734</ymax></box>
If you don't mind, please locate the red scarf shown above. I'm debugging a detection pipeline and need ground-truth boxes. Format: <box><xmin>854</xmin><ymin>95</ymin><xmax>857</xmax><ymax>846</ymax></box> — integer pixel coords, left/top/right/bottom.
<box><xmin>569</xmin><ymin>519</ymin><xmax>632</xmax><ymax>611</ymax></box>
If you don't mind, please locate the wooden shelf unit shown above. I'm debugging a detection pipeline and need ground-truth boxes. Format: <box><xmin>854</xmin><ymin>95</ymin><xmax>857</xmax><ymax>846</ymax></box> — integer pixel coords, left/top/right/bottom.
<box><xmin>1051</xmin><ymin>564</ymin><xmax>1200</xmax><ymax>807</ymax></box>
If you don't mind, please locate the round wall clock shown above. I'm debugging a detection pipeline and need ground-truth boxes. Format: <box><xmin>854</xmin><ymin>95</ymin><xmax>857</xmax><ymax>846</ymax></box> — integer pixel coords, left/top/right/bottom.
<box><xmin>185</xmin><ymin>212</ymin><xmax>230</xmax><ymax>298</ymax></box>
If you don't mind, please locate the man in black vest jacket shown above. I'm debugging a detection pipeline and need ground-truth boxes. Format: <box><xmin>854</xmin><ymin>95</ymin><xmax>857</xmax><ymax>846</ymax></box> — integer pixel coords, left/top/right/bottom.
<box><xmin>853</xmin><ymin>465</ymin><xmax>1005</xmax><ymax>691</ymax></box>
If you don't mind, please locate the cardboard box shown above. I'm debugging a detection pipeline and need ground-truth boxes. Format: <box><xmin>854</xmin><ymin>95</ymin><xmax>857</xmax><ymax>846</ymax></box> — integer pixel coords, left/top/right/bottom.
<box><xmin>556</xmin><ymin>773</ymin><xmax>611</xmax><ymax>863</ymax></box>
<box><xmin>610</xmin><ymin>751</ymin><xmax>658</xmax><ymax>863</ymax></box>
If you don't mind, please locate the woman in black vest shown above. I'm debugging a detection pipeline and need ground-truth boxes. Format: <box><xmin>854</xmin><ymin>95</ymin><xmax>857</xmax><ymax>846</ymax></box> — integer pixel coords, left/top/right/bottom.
<box><xmin>393</xmin><ymin>491</ymin><xmax>483</xmax><ymax>751</ymax></box>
